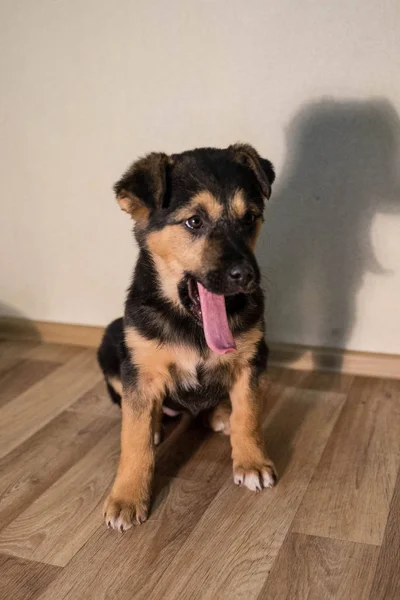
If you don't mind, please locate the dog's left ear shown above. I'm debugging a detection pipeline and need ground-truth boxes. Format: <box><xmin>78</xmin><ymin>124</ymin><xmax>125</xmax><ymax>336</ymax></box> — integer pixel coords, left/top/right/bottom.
<box><xmin>229</xmin><ymin>143</ymin><xmax>275</xmax><ymax>199</ymax></box>
<box><xmin>114</xmin><ymin>152</ymin><xmax>171</xmax><ymax>222</ymax></box>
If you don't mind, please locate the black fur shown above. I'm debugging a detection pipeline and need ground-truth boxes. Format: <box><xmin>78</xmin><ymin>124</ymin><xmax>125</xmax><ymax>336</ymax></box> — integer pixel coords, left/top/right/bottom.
<box><xmin>98</xmin><ymin>144</ymin><xmax>274</xmax><ymax>415</ymax></box>
<box><xmin>97</xmin><ymin>318</ymin><xmax>127</xmax><ymax>406</ymax></box>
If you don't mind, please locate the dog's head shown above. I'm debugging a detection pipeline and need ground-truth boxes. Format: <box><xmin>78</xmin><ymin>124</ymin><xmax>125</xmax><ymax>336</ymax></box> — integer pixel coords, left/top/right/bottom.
<box><xmin>115</xmin><ymin>144</ymin><xmax>275</xmax><ymax>352</ymax></box>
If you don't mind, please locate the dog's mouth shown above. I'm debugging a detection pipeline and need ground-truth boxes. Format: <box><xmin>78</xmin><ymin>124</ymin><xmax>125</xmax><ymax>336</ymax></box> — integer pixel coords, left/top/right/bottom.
<box><xmin>186</xmin><ymin>278</ymin><xmax>236</xmax><ymax>355</ymax></box>
<box><xmin>187</xmin><ymin>278</ymin><xmax>202</xmax><ymax>320</ymax></box>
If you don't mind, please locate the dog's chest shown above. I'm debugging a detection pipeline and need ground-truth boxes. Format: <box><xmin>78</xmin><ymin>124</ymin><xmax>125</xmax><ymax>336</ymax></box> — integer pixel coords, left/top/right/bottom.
<box><xmin>172</xmin><ymin>348</ymin><xmax>232</xmax><ymax>394</ymax></box>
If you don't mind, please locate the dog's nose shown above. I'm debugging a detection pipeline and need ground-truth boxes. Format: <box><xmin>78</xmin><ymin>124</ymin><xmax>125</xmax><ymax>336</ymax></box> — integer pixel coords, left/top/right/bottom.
<box><xmin>228</xmin><ymin>263</ymin><xmax>255</xmax><ymax>288</ymax></box>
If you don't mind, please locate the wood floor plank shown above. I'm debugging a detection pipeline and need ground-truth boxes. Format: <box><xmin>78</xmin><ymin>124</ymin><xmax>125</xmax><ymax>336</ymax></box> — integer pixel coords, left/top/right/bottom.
<box><xmin>0</xmin><ymin>349</ymin><xmax>103</xmax><ymax>457</ymax></box>
<box><xmin>267</xmin><ymin>366</ymin><xmax>354</xmax><ymax>394</ymax></box>
<box><xmin>0</xmin><ymin>360</ymin><xmax>58</xmax><ymax>409</ymax></box>
<box><xmin>2</xmin><ymin>342</ymin><xmax>397</xmax><ymax>600</ymax></box>
<box><xmin>144</xmin><ymin>387</ymin><xmax>346</xmax><ymax>600</ymax></box>
<box><xmin>24</xmin><ymin>342</ymin><xmax>84</xmax><ymax>364</ymax></box>
<box><xmin>293</xmin><ymin>377</ymin><xmax>400</xmax><ymax>545</ymax></box>
<box><xmin>36</xmin><ymin>476</ymin><xmax>222</xmax><ymax>600</ymax></box>
<box><xmin>266</xmin><ymin>366</ymin><xmax>305</xmax><ymax>389</ymax></box>
<box><xmin>259</xmin><ymin>533</ymin><xmax>379</xmax><ymax>600</ymax></box>
<box><xmin>69</xmin><ymin>380</ymin><xmax>121</xmax><ymax>418</ymax></box>
<box><xmin>0</xmin><ymin>422</ymin><xmax>121</xmax><ymax>566</ymax></box>
<box><xmin>368</xmin><ymin>468</ymin><xmax>400</xmax><ymax>599</ymax></box>
<box><xmin>155</xmin><ymin>414</ymin><xmax>233</xmax><ymax>485</ymax></box>
<box><xmin>297</xmin><ymin>371</ymin><xmax>354</xmax><ymax>393</ymax></box>
<box><xmin>0</xmin><ymin>410</ymin><xmax>117</xmax><ymax>530</ymax></box>
<box><xmin>0</xmin><ymin>340</ymin><xmax>40</xmax><ymax>375</ymax></box>
<box><xmin>0</xmin><ymin>553</ymin><xmax>62</xmax><ymax>600</ymax></box>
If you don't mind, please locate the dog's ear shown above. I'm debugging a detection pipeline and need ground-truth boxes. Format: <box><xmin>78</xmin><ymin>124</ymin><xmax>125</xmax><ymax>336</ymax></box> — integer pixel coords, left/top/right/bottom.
<box><xmin>114</xmin><ymin>152</ymin><xmax>171</xmax><ymax>221</ymax></box>
<box><xmin>229</xmin><ymin>143</ymin><xmax>275</xmax><ymax>199</ymax></box>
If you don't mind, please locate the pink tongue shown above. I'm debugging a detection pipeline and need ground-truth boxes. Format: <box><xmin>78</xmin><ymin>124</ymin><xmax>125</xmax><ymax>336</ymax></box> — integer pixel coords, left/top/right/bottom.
<box><xmin>197</xmin><ymin>282</ymin><xmax>236</xmax><ymax>354</ymax></box>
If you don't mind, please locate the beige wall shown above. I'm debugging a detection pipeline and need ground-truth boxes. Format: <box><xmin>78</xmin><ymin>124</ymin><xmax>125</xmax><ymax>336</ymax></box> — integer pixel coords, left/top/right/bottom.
<box><xmin>1</xmin><ymin>0</ymin><xmax>400</xmax><ymax>354</ymax></box>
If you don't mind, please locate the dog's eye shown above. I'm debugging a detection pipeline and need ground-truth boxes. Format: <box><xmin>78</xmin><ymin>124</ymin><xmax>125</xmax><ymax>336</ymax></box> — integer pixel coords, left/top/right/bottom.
<box><xmin>243</xmin><ymin>212</ymin><xmax>258</xmax><ymax>226</ymax></box>
<box><xmin>185</xmin><ymin>215</ymin><xmax>203</xmax><ymax>230</ymax></box>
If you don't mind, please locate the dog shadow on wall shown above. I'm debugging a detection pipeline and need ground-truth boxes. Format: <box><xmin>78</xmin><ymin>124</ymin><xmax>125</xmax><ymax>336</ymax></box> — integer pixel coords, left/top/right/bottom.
<box><xmin>258</xmin><ymin>98</ymin><xmax>400</xmax><ymax>370</ymax></box>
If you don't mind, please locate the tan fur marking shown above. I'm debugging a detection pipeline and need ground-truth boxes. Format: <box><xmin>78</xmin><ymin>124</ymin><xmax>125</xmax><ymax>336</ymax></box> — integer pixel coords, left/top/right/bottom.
<box><xmin>117</xmin><ymin>195</ymin><xmax>132</xmax><ymax>214</ymax></box>
<box><xmin>116</xmin><ymin>402</ymin><xmax>154</xmax><ymax>495</ymax></box>
<box><xmin>151</xmin><ymin>255</ymin><xmax>183</xmax><ymax>307</ymax></box>
<box><xmin>124</xmin><ymin>328</ymin><xmax>174</xmax><ymax>401</ymax></box>
<box><xmin>117</xmin><ymin>193</ymin><xmax>149</xmax><ymax>222</ymax></box>
<box><xmin>229</xmin><ymin>189</ymin><xmax>263</xmax><ymax>250</ymax></box>
<box><xmin>173</xmin><ymin>347</ymin><xmax>200</xmax><ymax>391</ymax></box>
<box><xmin>235</xmin><ymin>326</ymin><xmax>263</xmax><ymax>363</ymax></box>
<box><xmin>125</xmin><ymin>327</ymin><xmax>200</xmax><ymax>396</ymax></box>
<box><xmin>104</xmin><ymin>399</ymin><xmax>156</xmax><ymax>528</ymax></box>
<box><xmin>229</xmin><ymin>367</ymin><xmax>267</xmax><ymax>466</ymax></box>
<box><xmin>196</xmin><ymin>191</ymin><xmax>223</xmax><ymax>220</ymax></box>
<box><xmin>249</xmin><ymin>219</ymin><xmax>262</xmax><ymax>250</ymax></box>
<box><xmin>174</xmin><ymin>191</ymin><xmax>223</xmax><ymax>222</ymax></box>
<box><xmin>147</xmin><ymin>225</ymin><xmax>204</xmax><ymax>270</ymax></box>
<box><xmin>145</xmin><ymin>193</ymin><xmax>226</xmax><ymax>306</ymax></box>
<box><xmin>205</xmin><ymin>325</ymin><xmax>263</xmax><ymax>373</ymax></box>
<box><xmin>229</xmin><ymin>365</ymin><xmax>276</xmax><ymax>490</ymax></box>
<box><xmin>107</xmin><ymin>375</ymin><xmax>123</xmax><ymax>397</ymax></box>
<box><xmin>230</xmin><ymin>189</ymin><xmax>248</xmax><ymax>218</ymax></box>
<box><xmin>125</xmin><ymin>322</ymin><xmax>262</xmax><ymax>389</ymax></box>
<box><xmin>208</xmin><ymin>398</ymin><xmax>231</xmax><ymax>435</ymax></box>
<box><xmin>147</xmin><ymin>224</ymin><xmax>208</xmax><ymax>305</ymax></box>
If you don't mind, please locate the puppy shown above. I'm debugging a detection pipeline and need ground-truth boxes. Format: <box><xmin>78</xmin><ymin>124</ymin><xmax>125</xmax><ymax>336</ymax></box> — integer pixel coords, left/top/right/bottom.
<box><xmin>98</xmin><ymin>144</ymin><xmax>277</xmax><ymax>531</ymax></box>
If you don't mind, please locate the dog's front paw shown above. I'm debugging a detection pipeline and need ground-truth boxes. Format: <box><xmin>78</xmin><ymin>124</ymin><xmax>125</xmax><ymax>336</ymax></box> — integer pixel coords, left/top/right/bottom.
<box><xmin>103</xmin><ymin>495</ymin><xmax>149</xmax><ymax>531</ymax></box>
<box><xmin>233</xmin><ymin>460</ymin><xmax>277</xmax><ymax>492</ymax></box>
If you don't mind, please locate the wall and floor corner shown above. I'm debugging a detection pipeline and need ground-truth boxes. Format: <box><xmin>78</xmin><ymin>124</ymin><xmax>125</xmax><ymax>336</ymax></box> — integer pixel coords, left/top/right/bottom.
<box><xmin>1</xmin><ymin>1</ymin><xmax>400</xmax><ymax>357</ymax></box>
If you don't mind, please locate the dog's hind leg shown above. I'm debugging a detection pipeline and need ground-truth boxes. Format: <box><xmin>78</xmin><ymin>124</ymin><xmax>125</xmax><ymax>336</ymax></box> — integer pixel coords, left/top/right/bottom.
<box><xmin>207</xmin><ymin>398</ymin><xmax>231</xmax><ymax>435</ymax></box>
<box><xmin>98</xmin><ymin>317</ymin><xmax>126</xmax><ymax>406</ymax></box>
<box><xmin>153</xmin><ymin>401</ymin><xmax>163</xmax><ymax>446</ymax></box>
<box><xmin>106</xmin><ymin>376</ymin><xmax>123</xmax><ymax>405</ymax></box>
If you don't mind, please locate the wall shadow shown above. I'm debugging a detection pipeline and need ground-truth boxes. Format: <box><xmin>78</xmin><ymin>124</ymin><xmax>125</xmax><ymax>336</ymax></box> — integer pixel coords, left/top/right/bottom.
<box><xmin>0</xmin><ymin>303</ymin><xmax>42</xmax><ymax>342</ymax></box>
<box><xmin>258</xmin><ymin>98</ymin><xmax>400</xmax><ymax>370</ymax></box>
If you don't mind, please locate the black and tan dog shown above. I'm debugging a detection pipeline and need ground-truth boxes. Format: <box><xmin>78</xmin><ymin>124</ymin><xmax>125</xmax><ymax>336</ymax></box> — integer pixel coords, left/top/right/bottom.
<box><xmin>98</xmin><ymin>144</ymin><xmax>277</xmax><ymax>531</ymax></box>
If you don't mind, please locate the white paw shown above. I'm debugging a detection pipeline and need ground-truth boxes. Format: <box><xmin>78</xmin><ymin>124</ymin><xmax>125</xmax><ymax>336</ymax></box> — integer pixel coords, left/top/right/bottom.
<box><xmin>210</xmin><ymin>415</ymin><xmax>231</xmax><ymax>435</ymax></box>
<box><xmin>103</xmin><ymin>496</ymin><xmax>148</xmax><ymax>531</ymax></box>
<box><xmin>233</xmin><ymin>462</ymin><xmax>277</xmax><ymax>492</ymax></box>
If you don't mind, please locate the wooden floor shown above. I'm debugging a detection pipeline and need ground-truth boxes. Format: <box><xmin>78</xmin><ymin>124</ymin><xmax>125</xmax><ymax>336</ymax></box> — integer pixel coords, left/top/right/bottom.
<box><xmin>0</xmin><ymin>340</ymin><xmax>399</xmax><ymax>600</ymax></box>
